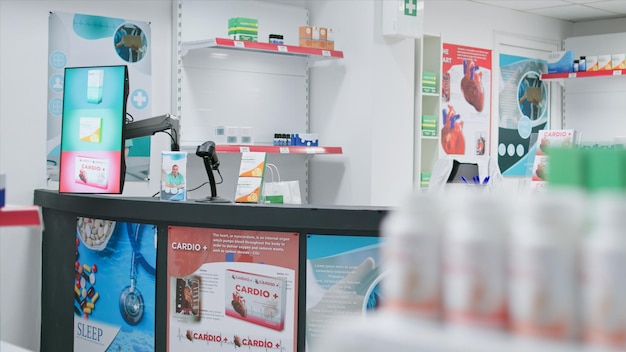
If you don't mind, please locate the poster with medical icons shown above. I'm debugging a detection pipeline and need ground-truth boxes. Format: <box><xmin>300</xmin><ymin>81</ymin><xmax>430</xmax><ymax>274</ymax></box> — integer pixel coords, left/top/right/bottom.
<box><xmin>73</xmin><ymin>218</ymin><xmax>156</xmax><ymax>352</ymax></box>
<box><xmin>497</xmin><ymin>54</ymin><xmax>549</xmax><ymax>176</ymax></box>
<box><xmin>48</xmin><ymin>12</ymin><xmax>153</xmax><ymax>183</ymax></box>
<box><xmin>167</xmin><ymin>226</ymin><xmax>299</xmax><ymax>352</ymax></box>
<box><xmin>305</xmin><ymin>235</ymin><xmax>384</xmax><ymax>352</ymax></box>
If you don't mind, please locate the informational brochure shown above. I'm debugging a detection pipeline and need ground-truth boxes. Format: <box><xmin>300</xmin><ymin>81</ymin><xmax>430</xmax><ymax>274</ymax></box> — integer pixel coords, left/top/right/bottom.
<box><xmin>530</xmin><ymin>129</ymin><xmax>578</xmax><ymax>192</ymax></box>
<box><xmin>167</xmin><ymin>226</ymin><xmax>299</xmax><ymax>352</ymax></box>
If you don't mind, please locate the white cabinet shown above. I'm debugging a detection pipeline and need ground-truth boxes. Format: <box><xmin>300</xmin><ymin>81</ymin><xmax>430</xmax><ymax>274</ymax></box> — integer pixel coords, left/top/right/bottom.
<box><xmin>173</xmin><ymin>0</ymin><xmax>344</xmax><ymax>202</ymax></box>
<box><xmin>414</xmin><ymin>34</ymin><xmax>442</xmax><ymax>189</ymax></box>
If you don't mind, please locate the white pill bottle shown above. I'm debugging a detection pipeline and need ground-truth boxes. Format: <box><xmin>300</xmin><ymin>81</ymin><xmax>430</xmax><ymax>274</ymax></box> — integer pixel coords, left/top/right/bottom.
<box><xmin>508</xmin><ymin>191</ymin><xmax>585</xmax><ymax>342</ymax></box>
<box><xmin>379</xmin><ymin>192</ymin><xmax>444</xmax><ymax>320</ymax></box>
<box><xmin>442</xmin><ymin>191</ymin><xmax>509</xmax><ymax>331</ymax></box>
<box><xmin>582</xmin><ymin>194</ymin><xmax>626</xmax><ymax>351</ymax></box>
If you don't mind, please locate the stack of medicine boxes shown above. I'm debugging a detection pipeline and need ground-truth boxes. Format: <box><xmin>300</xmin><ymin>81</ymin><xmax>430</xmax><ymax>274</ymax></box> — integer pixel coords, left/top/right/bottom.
<box><xmin>228</xmin><ymin>17</ymin><xmax>258</xmax><ymax>42</ymax></box>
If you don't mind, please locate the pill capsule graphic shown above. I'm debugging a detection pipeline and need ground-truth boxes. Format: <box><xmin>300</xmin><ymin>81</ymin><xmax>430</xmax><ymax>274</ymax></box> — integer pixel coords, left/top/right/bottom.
<box><xmin>87</xmin><ymin>286</ymin><xmax>95</xmax><ymax>298</ymax></box>
<box><xmin>92</xmin><ymin>292</ymin><xmax>99</xmax><ymax>304</ymax></box>
<box><xmin>80</xmin><ymin>277</ymin><xmax>86</xmax><ymax>289</ymax></box>
<box><xmin>92</xmin><ymin>264</ymin><xmax>98</xmax><ymax>273</ymax></box>
<box><xmin>74</xmin><ymin>305</ymin><xmax>81</xmax><ymax>316</ymax></box>
<box><xmin>86</xmin><ymin>302</ymin><xmax>94</xmax><ymax>309</ymax></box>
<box><xmin>81</xmin><ymin>288</ymin><xmax>87</xmax><ymax>298</ymax></box>
<box><xmin>83</xmin><ymin>264</ymin><xmax>91</xmax><ymax>273</ymax></box>
<box><xmin>74</xmin><ymin>286</ymin><xmax>81</xmax><ymax>298</ymax></box>
<box><xmin>84</xmin><ymin>307</ymin><xmax>92</xmax><ymax>314</ymax></box>
<box><xmin>89</xmin><ymin>273</ymin><xmax>96</xmax><ymax>285</ymax></box>
<box><xmin>80</xmin><ymin>299</ymin><xmax>87</xmax><ymax>310</ymax></box>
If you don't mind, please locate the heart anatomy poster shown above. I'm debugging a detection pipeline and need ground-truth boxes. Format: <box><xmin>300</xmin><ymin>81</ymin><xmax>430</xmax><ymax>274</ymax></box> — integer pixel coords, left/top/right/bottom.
<box><xmin>441</xmin><ymin>43</ymin><xmax>492</xmax><ymax>157</ymax></box>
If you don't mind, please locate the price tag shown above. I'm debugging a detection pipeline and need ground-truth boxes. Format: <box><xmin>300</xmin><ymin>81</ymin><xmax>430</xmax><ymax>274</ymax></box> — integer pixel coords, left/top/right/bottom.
<box><xmin>234</xmin><ymin>41</ymin><xmax>245</xmax><ymax>48</ymax></box>
<box><xmin>568</xmin><ymin>73</ymin><xmax>576</xmax><ymax>78</ymax></box>
<box><xmin>279</xmin><ymin>147</ymin><xmax>290</xmax><ymax>154</ymax></box>
<box><xmin>239</xmin><ymin>146</ymin><xmax>250</xmax><ymax>153</ymax></box>
<box><xmin>321</xmin><ymin>50</ymin><xmax>331</xmax><ymax>57</ymax></box>
<box><xmin>305</xmin><ymin>148</ymin><xmax>317</xmax><ymax>154</ymax></box>
<box><xmin>613</xmin><ymin>70</ymin><xmax>622</xmax><ymax>76</ymax></box>
<box><xmin>277</xmin><ymin>46</ymin><xmax>288</xmax><ymax>53</ymax></box>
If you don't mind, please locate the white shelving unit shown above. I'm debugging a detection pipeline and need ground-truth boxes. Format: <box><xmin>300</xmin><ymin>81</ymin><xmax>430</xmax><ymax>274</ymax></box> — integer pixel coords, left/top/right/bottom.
<box><xmin>173</xmin><ymin>0</ymin><xmax>344</xmax><ymax>202</ymax></box>
<box><xmin>556</xmin><ymin>33</ymin><xmax>626</xmax><ymax>144</ymax></box>
<box><xmin>415</xmin><ymin>34</ymin><xmax>442</xmax><ymax>190</ymax></box>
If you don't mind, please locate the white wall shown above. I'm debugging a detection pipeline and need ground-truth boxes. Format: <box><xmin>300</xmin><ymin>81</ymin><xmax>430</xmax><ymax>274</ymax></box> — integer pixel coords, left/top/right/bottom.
<box><xmin>571</xmin><ymin>17</ymin><xmax>626</xmax><ymax>36</ymax></box>
<box><xmin>307</xmin><ymin>0</ymin><xmax>417</xmax><ymax>206</ymax></box>
<box><xmin>0</xmin><ymin>1</ymin><xmax>173</xmax><ymax>350</ymax></box>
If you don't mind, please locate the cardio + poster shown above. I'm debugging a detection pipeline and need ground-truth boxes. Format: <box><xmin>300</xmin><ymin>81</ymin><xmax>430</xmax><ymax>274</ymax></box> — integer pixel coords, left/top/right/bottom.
<box><xmin>167</xmin><ymin>226</ymin><xmax>299</xmax><ymax>352</ymax></box>
<box><xmin>73</xmin><ymin>218</ymin><xmax>157</xmax><ymax>351</ymax></box>
<box><xmin>441</xmin><ymin>43</ymin><xmax>492</xmax><ymax>157</ymax></box>
<box><xmin>305</xmin><ymin>234</ymin><xmax>383</xmax><ymax>352</ymax></box>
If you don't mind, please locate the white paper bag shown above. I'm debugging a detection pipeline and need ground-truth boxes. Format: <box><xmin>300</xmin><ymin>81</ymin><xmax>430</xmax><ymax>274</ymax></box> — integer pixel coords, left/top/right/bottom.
<box><xmin>262</xmin><ymin>164</ymin><xmax>302</xmax><ymax>204</ymax></box>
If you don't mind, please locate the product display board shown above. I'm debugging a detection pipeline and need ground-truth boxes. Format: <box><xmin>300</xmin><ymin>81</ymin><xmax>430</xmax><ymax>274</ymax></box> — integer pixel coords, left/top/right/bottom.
<box><xmin>73</xmin><ymin>218</ymin><xmax>157</xmax><ymax>352</ymax></box>
<box><xmin>59</xmin><ymin>65</ymin><xmax>128</xmax><ymax>194</ymax></box>
<box><xmin>305</xmin><ymin>234</ymin><xmax>383</xmax><ymax>352</ymax></box>
<box><xmin>167</xmin><ymin>226</ymin><xmax>299</xmax><ymax>352</ymax></box>
<box><xmin>440</xmin><ymin>43</ymin><xmax>492</xmax><ymax>158</ymax></box>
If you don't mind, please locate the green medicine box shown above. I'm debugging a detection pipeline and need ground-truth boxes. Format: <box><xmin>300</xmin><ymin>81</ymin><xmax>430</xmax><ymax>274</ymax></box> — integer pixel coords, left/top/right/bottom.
<box><xmin>422</xmin><ymin>71</ymin><xmax>438</xmax><ymax>94</ymax></box>
<box><xmin>421</xmin><ymin>115</ymin><xmax>437</xmax><ymax>137</ymax></box>
<box><xmin>228</xmin><ymin>17</ymin><xmax>258</xmax><ymax>42</ymax></box>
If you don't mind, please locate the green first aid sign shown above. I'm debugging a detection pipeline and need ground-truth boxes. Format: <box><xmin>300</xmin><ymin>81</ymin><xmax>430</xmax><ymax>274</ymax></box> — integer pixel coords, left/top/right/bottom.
<box><xmin>404</xmin><ymin>0</ymin><xmax>417</xmax><ymax>16</ymax></box>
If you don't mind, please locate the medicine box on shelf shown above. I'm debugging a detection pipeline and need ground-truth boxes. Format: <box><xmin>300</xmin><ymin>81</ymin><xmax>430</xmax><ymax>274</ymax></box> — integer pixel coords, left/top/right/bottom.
<box><xmin>547</xmin><ymin>50</ymin><xmax>574</xmax><ymax>73</ymax></box>
<box><xmin>421</xmin><ymin>115</ymin><xmax>437</xmax><ymax>137</ymax></box>
<box><xmin>293</xmin><ymin>133</ymin><xmax>319</xmax><ymax>146</ymax></box>
<box><xmin>422</xmin><ymin>71</ymin><xmax>438</xmax><ymax>94</ymax></box>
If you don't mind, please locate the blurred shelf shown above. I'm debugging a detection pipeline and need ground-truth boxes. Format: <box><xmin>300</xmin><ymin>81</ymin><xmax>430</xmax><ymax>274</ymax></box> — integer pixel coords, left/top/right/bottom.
<box><xmin>0</xmin><ymin>206</ymin><xmax>42</xmax><ymax>227</ymax></box>
<box><xmin>181</xmin><ymin>143</ymin><xmax>343</xmax><ymax>155</ymax></box>
<box><xmin>181</xmin><ymin>38</ymin><xmax>344</xmax><ymax>59</ymax></box>
<box><xmin>216</xmin><ymin>145</ymin><xmax>343</xmax><ymax>154</ymax></box>
<box><xmin>541</xmin><ymin>69</ymin><xmax>626</xmax><ymax>80</ymax></box>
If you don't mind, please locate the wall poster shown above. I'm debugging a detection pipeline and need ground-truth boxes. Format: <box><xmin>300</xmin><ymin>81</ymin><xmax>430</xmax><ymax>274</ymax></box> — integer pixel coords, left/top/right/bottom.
<box><xmin>167</xmin><ymin>226</ymin><xmax>300</xmax><ymax>352</ymax></box>
<box><xmin>48</xmin><ymin>12</ymin><xmax>153</xmax><ymax>183</ymax></box>
<box><xmin>305</xmin><ymin>234</ymin><xmax>383</xmax><ymax>352</ymax></box>
<box><xmin>497</xmin><ymin>54</ymin><xmax>549</xmax><ymax>176</ymax></box>
<box><xmin>441</xmin><ymin>43</ymin><xmax>492</xmax><ymax>157</ymax></box>
<box><xmin>73</xmin><ymin>218</ymin><xmax>157</xmax><ymax>351</ymax></box>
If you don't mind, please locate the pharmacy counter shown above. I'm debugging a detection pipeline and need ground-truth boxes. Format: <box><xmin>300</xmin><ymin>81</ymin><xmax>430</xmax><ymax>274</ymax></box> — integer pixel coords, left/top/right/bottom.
<box><xmin>33</xmin><ymin>189</ymin><xmax>388</xmax><ymax>352</ymax></box>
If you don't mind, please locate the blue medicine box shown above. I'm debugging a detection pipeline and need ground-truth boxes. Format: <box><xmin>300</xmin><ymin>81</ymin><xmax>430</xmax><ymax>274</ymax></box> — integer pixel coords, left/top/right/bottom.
<box><xmin>0</xmin><ymin>173</ymin><xmax>5</xmax><ymax>207</ymax></box>
<box><xmin>547</xmin><ymin>50</ymin><xmax>574</xmax><ymax>73</ymax></box>
<box><xmin>292</xmin><ymin>133</ymin><xmax>319</xmax><ymax>146</ymax></box>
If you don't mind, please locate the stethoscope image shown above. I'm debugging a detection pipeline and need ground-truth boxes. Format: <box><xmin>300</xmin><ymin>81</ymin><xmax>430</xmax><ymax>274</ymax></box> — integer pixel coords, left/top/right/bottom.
<box><xmin>119</xmin><ymin>223</ymin><xmax>156</xmax><ymax>325</ymax></box>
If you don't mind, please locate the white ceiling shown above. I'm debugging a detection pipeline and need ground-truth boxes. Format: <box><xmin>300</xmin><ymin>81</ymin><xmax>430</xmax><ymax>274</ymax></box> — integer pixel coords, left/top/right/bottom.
<box><xmin>468</xmin><ymin>0</ymin><xmax>626</xmax><ymax>22</ymax></box>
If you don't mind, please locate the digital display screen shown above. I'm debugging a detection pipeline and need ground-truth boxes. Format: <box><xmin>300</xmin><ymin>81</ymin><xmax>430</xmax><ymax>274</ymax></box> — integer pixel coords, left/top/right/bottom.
<box><xmin>59</xmin><ymin>65</ymin><xmax>128</xmax><ymax>193</ymax></box>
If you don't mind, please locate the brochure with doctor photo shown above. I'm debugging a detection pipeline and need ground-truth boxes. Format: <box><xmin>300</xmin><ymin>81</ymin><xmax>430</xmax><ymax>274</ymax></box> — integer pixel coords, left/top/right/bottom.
<box><xmin>161</xmin><ymin>151</ymin><xmax>187</xmax><ymax>201</ymax></box>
